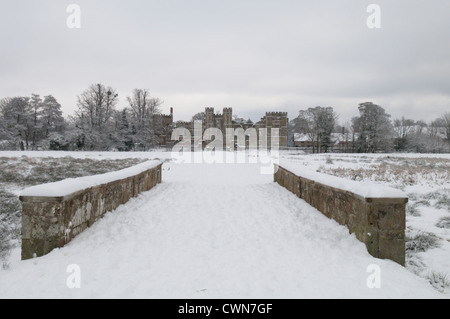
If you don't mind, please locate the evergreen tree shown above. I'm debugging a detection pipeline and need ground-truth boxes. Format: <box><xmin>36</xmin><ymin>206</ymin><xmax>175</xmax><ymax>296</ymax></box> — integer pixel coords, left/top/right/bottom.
<box><xmin>352</xmin><ymin>102</ymin><xmax>394</xmax><ymax>153</ymax></box>
<box><xmin>0</xmin><ymin>97</ymin><xmax>31</xmax><ymax>149</ymax></box>
<box><xmin>113</xmin><ymin>108</ymin><xmax>134</xmax><ymax>151</ymax></box>
<box><xmin>41</xmin><ymin>95</ymin><xmax>65</xmax><ymax>137</ymax></box>
<box><xmin>29</xmin><ymin>94</ymin><xmax>42</xmax><ymax>149</ymax></box>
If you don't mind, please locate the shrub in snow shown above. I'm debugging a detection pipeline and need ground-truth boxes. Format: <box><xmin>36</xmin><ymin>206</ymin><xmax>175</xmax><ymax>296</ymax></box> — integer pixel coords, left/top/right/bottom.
<box><xmin>0</xmin><ymin>225</ymin><xmax>11</xmax><ymax>260</ymax></box>
<box><xmin>434</xmin><ymin>193</ymin><xmax>450</xmax><ymax>211</ymax></box>
<box><xmin>421</xmin><ymin>190</ymin><xmax>450</xmax><ymax>210</ymax></box>
<box><xmin>415</xmin><ymin>199</ymin><xmax>431</xmax><ymax>207</ymax></box>
<box><xmin>0</xmin><ymin>189</ymin><xmax>22</xmax><ymax>266</ymax></box>
<box><xmin>406</xmin><ymin>231</ymin><xmax>441</xmax><ymax>253</ymax></box>
<box><xmin>0</xmin><ymin>189</ymin><xmax>21</xmax><ymax>219</ymax></box>
<box><xmin>0</xmin><ymin>157</ymin><xmax>146</xmax><ymax>187</ymax></box>
<box><xmin>427</xmin><ymin>271</ymin><xmax>450</xmax><ymax>293</ymax></box>
<box><xmin>406</xmin><ymin>253</ymin><xmax>426</xmax><ymax>274</ymax></box>
<box><xmin>406</xmin><ymin>203</ymin><xmax>421</xmax><ymax>217</ymax></box>
<box><xmin>319</xmin><ymin>157</ymin><xmax>449</xmax><ymax>187</ymax></box>
<box><xmin>436</xmin><ymin>216</ymin><xmax>450</xmax><ymax>229</ymax></box>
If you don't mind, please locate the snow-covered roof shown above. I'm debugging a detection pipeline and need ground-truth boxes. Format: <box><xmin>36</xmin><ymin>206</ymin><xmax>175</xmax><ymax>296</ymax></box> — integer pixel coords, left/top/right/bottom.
<box><xmin>294</xmin><ymin>132</ymin><xmax>358</xmax><ymax>144</ymax></box>
<box><xmin>293</xmin><ymin>133</ymin><xmax>311</xmax><ymax>142</ymax></box>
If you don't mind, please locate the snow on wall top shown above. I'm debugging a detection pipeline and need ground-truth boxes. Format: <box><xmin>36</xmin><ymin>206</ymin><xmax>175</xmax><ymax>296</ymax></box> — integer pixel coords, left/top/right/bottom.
<box><xmin>278</xmin><ymin>161</ymin><xmax>407</xmax><ymax>199</ymax></box>
<box><xmin>20</xmin><ymin>160</ymin><xmax>162</xmax><ymax>198</ymax></box>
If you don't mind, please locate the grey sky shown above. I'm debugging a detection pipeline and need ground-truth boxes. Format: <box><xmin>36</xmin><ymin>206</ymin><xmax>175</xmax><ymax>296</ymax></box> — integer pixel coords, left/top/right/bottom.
<box><xmin>1</xmin><ymin>0</ymin><xmax>449</xmax><ymax>124</ymax></box>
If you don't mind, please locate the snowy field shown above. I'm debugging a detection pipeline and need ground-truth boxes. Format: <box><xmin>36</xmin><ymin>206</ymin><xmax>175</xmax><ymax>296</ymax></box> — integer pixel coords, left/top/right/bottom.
<box><xmin>0</xmin><ymin>150</ymin><xmax>449</xmax><ymax>298</ymax></box>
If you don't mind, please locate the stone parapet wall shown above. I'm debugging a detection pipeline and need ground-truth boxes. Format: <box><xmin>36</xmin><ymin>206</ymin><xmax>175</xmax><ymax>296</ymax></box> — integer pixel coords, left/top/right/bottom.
<box><xmin>20</xmin><ymin>162</ymin><xmax>162</xmax><ymax>260</ymax></box>
<box><xmin>274</xmin><ymin>164</ymin><xmax>407</xmax><ymax>266</ymax></box>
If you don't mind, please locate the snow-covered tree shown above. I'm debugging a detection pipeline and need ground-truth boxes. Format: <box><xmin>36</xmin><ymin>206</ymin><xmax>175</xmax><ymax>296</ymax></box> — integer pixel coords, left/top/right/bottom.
<box><xmin>41</xmin><ymin>95</ymin><xmax>65</xmax><ymax>137</ymax></box>
<box><xmin>292</xmin><ymin>106</ymin><xmax>338</xmax><ymax>153</ymax></box>
<box><xmin>0</xmin><ymin>116</ymin><xmax>8</xmax><ymax>139</ymax></box>
<box><xmin>73</xmin><ymin>83</ymin><xmax>119</xmax><ymax>150</ymax></box>
<box><xmin>0</xmin><ymin>94</ymin><xmax>67</xmax><ymax>150</ymax></box>
<box><xmin>0</xmin><ymin>109</ymin><xmax>13</xmax><ymax>149</ymax></box>
<box><xmin>29</xmin><ymin>94</ymin><xmax>43</xmax><ymax>149</ymax></box>
<box><xmin>111</xmin><ymin>108</ymin><xmax>134</xmax><ymax>151</ymax></box>
<box><xmin>0</xmin><ymin>96</ymin><xmax>31</xmax><ymax>150</ymax></box>
<box><xmin>441</xmin><ymin>112</ymin><xmax>450</xmax><ymax>144</ymax></box>
<box><xmin>127</xmin><ymin>89</ymin><xmax>163</xmax><ymax>150</ymax></box>
<box><xmin>352</xmin><ymin>102</ymin><xmax>394</xmax><ymax>153</ymax></box>
<box><xmin>191</xmin><ymin>112</ymin><xmax>205</xmax><ymax>122</ymax></box>
<box><xmin>393</xmin><ymin>117</ymin><xmax>416</xmax><ymax>151</ymax></box>
<box><xmin>426</xmin><ymin>117</ymin><xmax>448</xmax><ymax>153</ymax></box>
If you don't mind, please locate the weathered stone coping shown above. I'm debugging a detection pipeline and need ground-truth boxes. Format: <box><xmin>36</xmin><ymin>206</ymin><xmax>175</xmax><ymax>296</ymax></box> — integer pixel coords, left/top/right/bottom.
<box><xmin>277</xmin><ymin>161</ymin><xmax>407</xmax><ymax>200</ymax></box>
<box><xmin>19</xmin><ymin>161</ymin><xmax>163</xmax><ymax>260</ymax></box>
<box><xmin>20</xmin><ymin>160</ymin><xmax>162</xmax><ymax>199</ymax></box>
<box><xmin>274</xmin><ymin>164</ymin><xmax>407</xmax><ymax>266</ymax></box>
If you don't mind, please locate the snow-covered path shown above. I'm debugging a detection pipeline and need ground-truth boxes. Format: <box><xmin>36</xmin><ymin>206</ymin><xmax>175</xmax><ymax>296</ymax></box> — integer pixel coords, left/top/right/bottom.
<box><xmin>0</xmin><ymin>161</ymin><xmax>444</xmax><ymax>298</ymax></box>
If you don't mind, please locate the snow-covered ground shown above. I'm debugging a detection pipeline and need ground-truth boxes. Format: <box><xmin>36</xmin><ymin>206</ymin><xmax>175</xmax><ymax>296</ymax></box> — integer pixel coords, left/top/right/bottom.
<box><xmin>0</xmin><ymin>151</ymin><xmax>447</xmax><ymax>298</ymax></box>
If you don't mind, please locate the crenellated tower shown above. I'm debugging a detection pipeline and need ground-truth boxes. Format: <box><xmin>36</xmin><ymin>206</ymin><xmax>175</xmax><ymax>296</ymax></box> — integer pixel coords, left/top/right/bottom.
<box><xmin>263</xmin><ymin>112</ymin><xmax>289</xmax><ymax>149</ymax></box>
<box><xmin>222</xmin><ymin>107</ymin><xmax>233</xmax><ymax>130</ymax></box>
<box><xmin>205</xmin><ymin>107</ymin><xmax>215</xmax><ymax>129</ymax></box>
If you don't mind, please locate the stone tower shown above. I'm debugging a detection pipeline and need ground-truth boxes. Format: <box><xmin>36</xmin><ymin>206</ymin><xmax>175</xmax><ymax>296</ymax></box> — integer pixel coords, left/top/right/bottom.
<box><xmin>222</xmin><ymin>107</ymin><xmax>233</xmax><ymax>131</ymax></box>
<box><xmin>264</xmin><ymin>112</ymin><xmax>289</xmax><ymax>149</ymax></box>
<box><xmin>205</xmin><ymin>107</ymin><xmax>215</xmax><ymax>129</ymax></box>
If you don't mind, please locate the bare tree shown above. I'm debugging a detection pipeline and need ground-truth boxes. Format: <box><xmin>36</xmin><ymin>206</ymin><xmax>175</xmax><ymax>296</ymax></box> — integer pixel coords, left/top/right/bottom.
<box><xmin>442</xmin><ymin>112</ymin><xmax>450</xmax><ymax>144</ymax></box>
<box><xmin>76</xmin><ymin>83</ymin><xmax>118</xmax><ymax>131</ymax></box>
<box><xmin>293</xmin><ymin>106</ymin><xmax>338</xmax><ymax>153</ymax></box>
<box><xmin>339</xmin><ymin>121</ymin><xmax>357</xmax><ymax>153</ymax></box>
<box><xmin>74</xmin><ymin>83</ymin><xmax>119</xmax><ymax>150</ymax></box>
<box><xmin>127</xmin><ymin>89</ymin><xmax>163</xmax><ymax>150</ymax></box>
<box><xmin>393</xmin><ymin>117</ymin><xmax>415</xmax><ymax>151</ymax></box>
<box><xmin>127</xmin><ymin>89</ymin><xmax>161</xmax><ymax>125</ymax></box>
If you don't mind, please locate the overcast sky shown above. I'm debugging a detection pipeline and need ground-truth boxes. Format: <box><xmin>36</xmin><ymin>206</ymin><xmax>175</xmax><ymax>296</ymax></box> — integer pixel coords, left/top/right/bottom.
<box><xmin>1</xmin><ymin>0</ymin><xmax>449</xmax><ymax>123</ymax></box>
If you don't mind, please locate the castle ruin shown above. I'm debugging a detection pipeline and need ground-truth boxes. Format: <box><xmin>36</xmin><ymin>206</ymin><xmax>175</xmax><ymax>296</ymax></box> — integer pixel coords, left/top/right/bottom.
<box><xmin>159</xmin><ymin>107</ymin><xmax>289</xmax><ymax>150</ymax></box>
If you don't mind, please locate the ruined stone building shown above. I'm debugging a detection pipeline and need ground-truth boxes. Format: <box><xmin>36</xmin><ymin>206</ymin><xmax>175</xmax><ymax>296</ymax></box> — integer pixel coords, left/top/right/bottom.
<box><xmin>255</xmin><ymin>111</ymin><xmax>289</xmax><ymax>149</ymax></box>
<box><xmin>154</xmin><ymin>107</ymin><xmax>174</xmax><ymax>147</ymax></box>
<box><xmin>158</xmin><ymin>107</ymin><xmax>289</xmax><ymax>149</ymax></box>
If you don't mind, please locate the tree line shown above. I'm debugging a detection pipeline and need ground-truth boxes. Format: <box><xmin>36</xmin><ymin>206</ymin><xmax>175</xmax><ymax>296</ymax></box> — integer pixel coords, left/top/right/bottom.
<box><xmin>0</xmin><ymin>84</ymin><xmax>165</xmax><ymax>151</ymax></box>
<box><xmin>290</xmin><ymin>102</ymin><xmax>450</xmax><ymax>153</ymax></box>
<box><xmin>1</xmin><ymin>86</ymin><xmax>449</xmax><ymax>153</ymax></box>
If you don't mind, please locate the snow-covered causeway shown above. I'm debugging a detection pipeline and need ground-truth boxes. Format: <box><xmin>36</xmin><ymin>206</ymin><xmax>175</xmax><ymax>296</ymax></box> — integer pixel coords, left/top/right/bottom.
<box><xmin>0</xmin><ymin>161</ymin><xmax>443</xmax><ymax>298</ymax></box>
